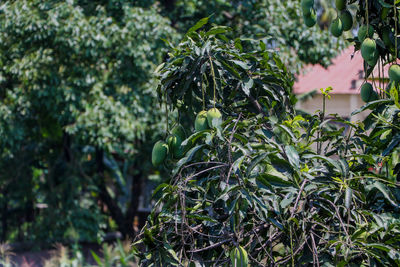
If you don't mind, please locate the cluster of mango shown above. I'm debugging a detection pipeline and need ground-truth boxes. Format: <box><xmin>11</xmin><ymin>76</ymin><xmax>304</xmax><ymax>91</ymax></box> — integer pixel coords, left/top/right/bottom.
<box><xmin>301</xmin><ymin>0</ymin><xmax>353</xmax><ymax>35</ymax></box>
<box><xmin>301</xmin><ymin>0</ymin><xmax>400</xmax><ymax>103</ymax></box>
<box><xmin>151</xmin><ymin>108</ymin><xmax>222</xmax><ymax>167</ymax></box>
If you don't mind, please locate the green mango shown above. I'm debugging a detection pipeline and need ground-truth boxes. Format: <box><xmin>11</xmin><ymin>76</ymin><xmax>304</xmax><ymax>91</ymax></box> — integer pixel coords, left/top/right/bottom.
<box><xmin>360</xmin><ymin>83</ymin><xmax>378</xmax><ymax>102</ymax></box>
<box><xmin>167</xmin><ymin>134</ymin><xmax>184</xmax><ymax>159</ymax></box>
<box><xmin>206</xmin><ymin>108</ymin><xmax>222</xmax><ymax>128</ymax></box>
<box><xmin>194</xmin><ymin>110</ymin><xmax>209</xmax><ymax>131</ymax></box>
<box><xmin>301</xmin><ymin>0</ymin><xmax>314</xmax><ymax>14</ymax></box>
<box><xmin>303</xmin><ymin>9</ymin><xmax>317</xmax><ymax>27</ymax></box>
<box><xmin>151</xmin><ymin>140</ymin><xmax>168</xmax><ymax>167</ymax></box>
<box><xmin>361</xmin><ymin>38</ymin><xmax>376</xmax><ymax>61</ymax></box>
<box><xmin>330</xmin><ymin>18</ymin><xmax>343</xmax><ymax>37</ymax></box>
<box><xmin>230</xmin><ymin>246</ymin><xmax>248</xmax><ymax>267</ymax></box>
<box><xmin>171</xmin><ymin>124</ymin><xmax>186</xmax><ymax>141</ymax></box>
<box><xmin>389</xmin><ymin>64</ymin><xmax>400</xmax><ymax>82</ymax></box>
<box><xmin>366</xmin><ymin>50</ymin><xmax>379</xmax><ymax>67</ymax></box>
<box><xmin>340</xmin><ymin>10</ymin><xmax>353</xmax><ymax>31</ymax></box>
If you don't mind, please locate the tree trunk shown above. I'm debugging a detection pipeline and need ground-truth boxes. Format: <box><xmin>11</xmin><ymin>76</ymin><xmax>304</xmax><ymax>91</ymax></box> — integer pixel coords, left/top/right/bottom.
<box><xmin>63</xmin><ymin>132</ymin><xmax>72</xmax><ymax>162</ymax></box>
<box><xmin>95</xmin><ymin>148</ymin><xmax>128</xmax><ymax>239</ymax></box>
<box><xmin>125</xmin><ymin>169</ymin><xmax>143</xmax><ymax>239</ymax></box>
<box><xmin>1</xmin><ymin>190</ymin><xmax>7</xmax><ymax>242</ymax></box>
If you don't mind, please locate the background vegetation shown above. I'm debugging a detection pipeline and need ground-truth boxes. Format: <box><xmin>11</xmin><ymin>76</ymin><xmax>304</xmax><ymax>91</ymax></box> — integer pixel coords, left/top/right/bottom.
<box><xmin>0</xmin><ymin>0</ymin><xmax>342</xmax><ymax>246</ymax></box>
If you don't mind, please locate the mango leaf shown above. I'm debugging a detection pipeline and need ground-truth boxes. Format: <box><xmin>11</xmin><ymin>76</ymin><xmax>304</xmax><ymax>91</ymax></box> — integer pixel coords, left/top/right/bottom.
<box><xmin>163</xmin><ymin>243</ymin><xmax>181</xmax><ymax>266</ymax></box>
<box><xmin>285</xmin><ymin>145</ymin><xmax>299</xmax><ymax>169</ymax></box>
<box><xmin>246</xmin><ymin>152</ymin><xmax>268</xmax><ymax>176</ymax></box>
<box><xmin>303</xmin><ymin>154</ymin><xmax>342</xmax><ymax>175</ymax></box>
<box><xmin>366</xmin><ymin>181</ymin><xmax>400</xmax><ymax>208</ymax></box>
<box><xmin>173</xmin><ymin>145</ymin><xmax>205</xmax><ymax>176</ymax></box>
<box><xmin>205</xmin><ymin>26</ymin><xmax>231</xmax><ymax>36</ymax></box>
<box><xmin>351</xmin><ymin>99</ymin><xmax>392</xmax><ymax>116</ymax></box>
<box><xmin>242</xmin><ymin>77</ymin><xmax>253</xmax><ymax>96</ymax></box>
<box><xmin>363</xmin><ymin>243</ymin><xmax>392</xmax><ymax>252</ymax></box>
<box><xmin>257</xmin><ymin>173</ymin><xmax>292</xmax><ymax>186</ymax></box>
<box><xmin>187</xmin><ymin>17</ymin><xmax>209</xmax><ymax>34</ymax></box>
<box><xmin>378</xmin><ymin>0</ymin><xmax>393</xmax><ymax>7</ymax></box>
<box><xmin>382</xmin><ymin>134</ymin><xmax>400</xmax><ymax>156</ymax></box>
<box><xmin>186</xmin><ymin>214</ymin><xmax>218</xmax><ymax>223</ymax></box>
<box><xmin>231</xmin><ymin>60</ymin><xmax>250</xmax><ymax>70</ymax></box>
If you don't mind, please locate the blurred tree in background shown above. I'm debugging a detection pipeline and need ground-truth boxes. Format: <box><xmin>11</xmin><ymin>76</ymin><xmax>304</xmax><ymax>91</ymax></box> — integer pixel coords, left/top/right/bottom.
<box><xmin>0</xmin><ymin>0</ymin><xmax>344</xmax><ymax>245</ymax></box>
<box><xmin>0</xmin><ymin>0</ymin><xmax>177</xmax><ymax>242</ymax></box>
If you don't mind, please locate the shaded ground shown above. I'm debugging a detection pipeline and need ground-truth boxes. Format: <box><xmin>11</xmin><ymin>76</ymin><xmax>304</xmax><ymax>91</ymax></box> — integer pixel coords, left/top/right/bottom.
<box><xmin>3</xmin><ymin>242</ymin><xmax>138</xmax><ymax>267</ymax></box>
<box><xmin>8</xmin><ymin>244</ymin><xmax>100</xmax><ymax>267</ymax></box>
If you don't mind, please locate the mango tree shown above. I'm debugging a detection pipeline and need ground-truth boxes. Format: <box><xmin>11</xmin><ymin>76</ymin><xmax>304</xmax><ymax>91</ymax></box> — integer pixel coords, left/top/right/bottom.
<box><xmin>134</xmin><ymin>21</ymin><xmax>400</xmax><ymax>266</ymax></box>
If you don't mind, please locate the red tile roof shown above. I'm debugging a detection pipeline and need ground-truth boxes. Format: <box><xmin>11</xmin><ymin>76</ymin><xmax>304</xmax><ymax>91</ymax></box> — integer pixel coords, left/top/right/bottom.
<box><xmin>293</xmin><ymin>46</ymin><xmax>389</xmax><ymax>95</ymax></box>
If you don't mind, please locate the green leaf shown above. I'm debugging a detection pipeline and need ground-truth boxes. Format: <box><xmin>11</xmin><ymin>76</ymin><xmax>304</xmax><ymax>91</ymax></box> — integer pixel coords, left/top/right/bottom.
<box><xmin>205</xmin><ymin>26</ymin><xmax>231</xmax><ymax>36</ymax></box>
<box><xmin>186</xmin><ymin>214</ymin><xmax>218</xmax><ymax>223</ymax></box>
<box><xmin>172</xmin><ymin>145</ymin><xmax>205</xmax><ymax>176</ymax></box>
<box><xmin>303</xmin><ymin>154</ymin><xmax>342</xmax><ymax>175</ymax></box>
<box><xmin>378</xmin><ymin>0</ymin><xmax>393</xmax><ymax>8</ymax></box>
<box><xmin>389</xmin><ymin>82</ymin><xmax>400</xmax><ymax>109</ymax></box>
<box><xmin>242</xmin><ymin>77</ymin><xmax>253</xmax><ymax>96</ymax></box>
<box><xmin>277</xmin><ymin>124</ymin><xmax>297</xmax><ymax>141</ymax></box>
<box><xmin>364</xmin><ymin>243</ymin><xmax>392</xmax><ymax>252</ymax></box>
<box><xmin>235</xmin><ymin>38</ymin><xmax>243</xmax><ymax>52</ymax></box>
<box><xmin>257</xmin><ymin>173</ymin><xmax>292</xmax><ymax>186</ymax></box>
<box><xmin>152</xmin><ymin>183</ymin><xmax>170</xmax><ymax>198</ymax></box>
<box><xmin>351</xmin><ymin>99</ymin><xmax>392</xmax><ymax>116</ymax></box>
<box><xmin>246</xmin><ymin>153</ymin><xmax>268</xmax><ymax>176</ymax></box>
<box><xmin>187</xmin><ymin>17</ymin><xmax>209</xmax><ymax>34</ymax></box>
<box><xmin>91</xmin><ymin>251</ymin><xmax>103</xmax><ymax>266</ymax></box>
<box><xmin>164</xmin><ymin>243</ymin><xmax>181</xmax><ymax>264</ymax></box>
<box><xmin>284</xmin><ymin>145</ymin><xmax>299</xmax><ymax>169</ymax></box>
<box><xmin>218</xmin><ymin>58</ymin><xmax>241</xmax><ymax>79</ymax></box>
<box><xmin>231</xmin><ymin>60</ymin><xmax>250</xmax><ymax>70</ymax></box>
<box><xmin>382</xmin><ymin>134</ymin><xmax>400</xmax><ymax>156</ymax></box>
<box><xmin>367</xmin><ymin>181</ymin><xmax>399</xmax><ymax>208</ymax></box>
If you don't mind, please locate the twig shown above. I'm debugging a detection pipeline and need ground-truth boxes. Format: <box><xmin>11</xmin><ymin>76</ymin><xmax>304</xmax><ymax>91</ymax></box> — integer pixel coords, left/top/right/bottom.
<box><xmin>184</xmin><ymin>164</ymin><xmax>227</xmax><ymax>182</ymax></box>
<box><xmin>226</xmin><ymin>113</ymin><xmax>242</xmax><ymax>184</ymax></box>
<box><xmin>252</xmin><ymin>228</ymin><xmax>275</xmax><ymax>265</ymax></box>
<box><xmin>315</xmin><ymin>198</ymin><xmax>350</xmax><ymax>237</ymax></box>
<box><xmin>290</xmin><ymin>179</ymin><xmax>308</xmax><ymax>218</ymax></box>
<box><xmin>188</xmin><ymin>238</ymin><xmax>231</xmax><ymax>253</ymax></box>
<box><xmin>275</xmin><ymin>237</ymin><xmax>308</xmax><ymax>265</ymax></box>
<box><xmin>310</xmin><ymin>232</ymin><xmax>320</xmax><ymax>267</ymax></box>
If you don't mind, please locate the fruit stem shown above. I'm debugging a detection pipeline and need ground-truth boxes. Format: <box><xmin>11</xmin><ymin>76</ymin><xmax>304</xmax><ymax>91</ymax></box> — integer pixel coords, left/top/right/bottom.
<box><xmin>363</xmin><ymin>0</ymin><xmax>370</xmax><ymax>82</ymax></box>
<box><xmin>365</xmin><ymin>0</ymin><xmax>369</xmax><ymax>32</ymax></box>
<box><xmin>289</xmin><ymin>225</ymin><xmax>294</xmax><ymax>267</ymax></box>
<box><xmin>201</xmin><ymin>73</ymin><xmax>206</xmax><ymax>110</ymax></box>
<box><xmin>165</xmin><ymin>92</ymin><xmax>169</xmax><ymax>133</ymax></box>
<box><xmin>378</xmin><ymin>57</ymin><xmax>382</xmax><ymax>97</ymax></box>
<box><xmin>209</xmin><ymin>55</ymin><xmax>216</xmax><ymax>108</ymax></box>
<box><xmin>395</xmin><ymin>0</ymin><xmax>398</xmax><ymax>62</ymax></box>
<box><xmin>371</xmin><ymin>71</ymin><xmax>380</xmax><ymax>98</ymax></box>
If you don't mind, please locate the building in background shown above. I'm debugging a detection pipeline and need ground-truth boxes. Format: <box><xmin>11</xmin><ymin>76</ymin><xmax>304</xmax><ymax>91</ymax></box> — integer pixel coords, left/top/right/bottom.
<box><xmin>294</xmin><ymin>47</ymin><xmax>386</xmax><ymax>122</ymax></box>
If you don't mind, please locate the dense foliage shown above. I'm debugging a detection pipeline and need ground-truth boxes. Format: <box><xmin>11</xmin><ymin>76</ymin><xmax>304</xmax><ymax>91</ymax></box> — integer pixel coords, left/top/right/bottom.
<box><xmin>135</xmin><ymin>11</ymin><xmax>400</xmax><ymax>267</ymax></box>
<box><xmin>162</xmin><ymin>0</ymin><xmax>346</xmax><ymax>71</ymax></box>
<box><xmin>0</xmin><ymin>0</ymin><xmax>177</xmax><ymax>242</ymax></box>
<box><xmin>0</xmin><ymin>0</ymin><xmax>345</xmax><ymax>245</ymax></box>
